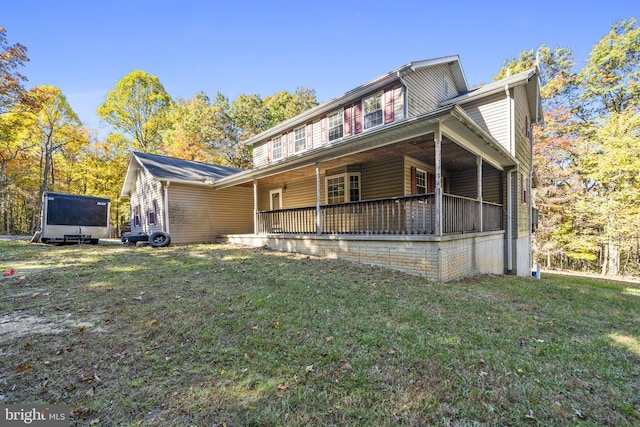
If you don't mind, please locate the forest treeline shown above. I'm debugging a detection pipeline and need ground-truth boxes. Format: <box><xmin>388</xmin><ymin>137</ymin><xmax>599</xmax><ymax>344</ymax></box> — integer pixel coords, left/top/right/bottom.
<box><xmin>1</xmin><ymin>19</ymin><xmax>638</xmax><ymax>276</ymax></box>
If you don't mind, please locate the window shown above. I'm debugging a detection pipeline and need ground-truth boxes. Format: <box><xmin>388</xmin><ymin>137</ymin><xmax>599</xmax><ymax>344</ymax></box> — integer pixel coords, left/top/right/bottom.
<box><xmin>272</xmin><ymin>136</ymin><xmax>282</xmax><ymax>160</ymax></box>
<box><xmin>133</xmin><ymin>205</ymin><xmax>141</xmax><ymax>227</ymax></box>
<box><xmin>148</xmin><ymin>199</ymin><xmax>158</xmax><ymax>225</ymax></box>
<box><xmin>326</xmin><ymin>173</ymin><xmax>360</xmax><ymax>204</ymax></box>
<box><xmin>328</xmin><ymin>110</ymin><xmax>343</xmax><ymax>141</ymax></box>
<box><xmin>415</xmin><ymin>169</ymin><xmax>427</xmax><ymax>194</ymax></box>
<box><xmin>294</xmin><ymin>126</ymin><xmax>306</xmax><ymax>153</ymax></box>
<box><xmin>363</xmin><ymin>92</ymin><xmax>383</xmax><ymax>129</ymax></box>
<box><xmin>522</xmin><ymin>174</ymin><xmax>529</xmax><ymax>204</ymax></box>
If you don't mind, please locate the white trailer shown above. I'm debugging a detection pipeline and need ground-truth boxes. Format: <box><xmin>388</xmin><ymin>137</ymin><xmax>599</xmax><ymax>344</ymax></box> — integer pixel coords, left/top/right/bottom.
<box><xmin>39</xmin><ymin>192</ymin><xmax>110</xmax><ymax>244</ymax></box>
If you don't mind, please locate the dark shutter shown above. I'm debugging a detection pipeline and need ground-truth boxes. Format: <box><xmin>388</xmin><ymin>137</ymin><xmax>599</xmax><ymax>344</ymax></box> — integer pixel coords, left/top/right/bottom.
<box><xmin>410</xmin><ymin>167</ymin><xmax>417</xmax><ymax>194</ymax></box>
<box><xmin>354</xmin><ymin>102</ymin><xmax>363</xmax><ymax>134</ymax></box>
<box><xmin>384</xmin><ymin>88</ymin><xmax>395</xmax><ymax>124</ymax></box>
<box><xmin>306</xmin><ymin>123</ymin><xmax>313</xmax><ymax>149</ymax></box>
<box><xmin>344</xmin><ymin>107</ymin><xmax>352</xmax><ymax>136</ymax></box>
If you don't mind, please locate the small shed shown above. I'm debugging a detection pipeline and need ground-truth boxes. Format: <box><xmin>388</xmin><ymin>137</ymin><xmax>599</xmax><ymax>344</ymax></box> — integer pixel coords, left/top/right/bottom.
<box><xmin>120</xmin><ymin>152</ymin><xmax>253</xmax><ymax>244</ymax></box>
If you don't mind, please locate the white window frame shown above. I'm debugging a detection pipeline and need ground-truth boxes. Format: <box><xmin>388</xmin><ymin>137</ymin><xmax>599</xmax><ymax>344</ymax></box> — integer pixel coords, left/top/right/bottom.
<box><xmin>325</xmin><ymin>173</ymin><xmax>361</xmax><ymax>204</ymax></box>
<box><xmin>272</xmin><ymin>136</ymin><xmax>282</xmax><ymax>160</ymax></box>
<box><xmin>416</xmin><ymin>168</ymin><xmax>427</xmax><ymax>195</ymax></box>
<box><xmin>294</xmin><ymin>126</ymin><xmax>306</xmax><ymax>153</ymax></box>
<box><xmin>328</xmin><ymin>110</ymin><xmax>344</xmax><ymax>142</ymax></box>
<box><xmin>363</xmin><ymin>91</ymin><xmax>383</xmax><ymax>130</ymax></box>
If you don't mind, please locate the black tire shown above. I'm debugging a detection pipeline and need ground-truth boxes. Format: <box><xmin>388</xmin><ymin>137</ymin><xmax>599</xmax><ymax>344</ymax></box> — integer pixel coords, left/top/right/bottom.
<box><xmin>149</xmin><ymin>231</ymin><xmax>171</xmax><ymax>248</ymax></box>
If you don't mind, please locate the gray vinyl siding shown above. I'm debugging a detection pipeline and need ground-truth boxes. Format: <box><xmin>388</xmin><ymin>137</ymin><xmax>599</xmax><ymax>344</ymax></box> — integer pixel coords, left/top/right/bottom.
<box><xmin>513</xmin><ymin>85</ymin><xmax>532</xmax><ymax>236</ymax></box>
<box><xmin>360</xmin><ymin>156</ymin><xmax>404</xmax><ymax>200</ymax></box>
<box><xmin>168</xmin><ymin>184</ymin><xmax>253</xmax><ymax>243</ymax></box>
<box><xmin>403</xmin><ymin>157</ymin><xmax>435</xmax><ymax>195</ymax></box>
<box><xmin>461</xmin><ymin>93</ymin><xmax>509</xmax><ymax>152</ymax></box>
<box><xmin>482</xmin><ymin>163</ymin><xmax>503</xmax><ymax>204</ymax></box>
<box><xmin>253</xmin><ymin>142</ymin><xmax>268</xmax><ymax>166</ymax></box>
<box><xmin>404</xmin><ymin>64</ymin><xmax>460</xmax><ymax>118</ymax></box>
<box><xmin>130</xmin><ymin>168</ymin><xmax>163</xmax><ymax>236</ymax></box>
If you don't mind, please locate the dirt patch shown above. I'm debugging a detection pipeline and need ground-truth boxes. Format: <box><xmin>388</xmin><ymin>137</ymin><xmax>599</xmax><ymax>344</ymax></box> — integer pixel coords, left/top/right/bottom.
<box><xmin>0</xmin><ymin>312</ymin><xmax>100</xmax><ymax>344</ymax></box>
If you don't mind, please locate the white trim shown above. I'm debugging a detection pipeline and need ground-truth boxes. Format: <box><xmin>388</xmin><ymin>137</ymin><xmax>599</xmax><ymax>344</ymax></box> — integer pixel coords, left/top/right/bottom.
<box><xmin>269</xmin><ymin>188</ymin><xmax>283</xmax><ymax>210</ymax></box>
<box><xmin>363</xmin><ymin>91</ymin><xmax>384</xmax><ymax>131</ymax></box>
<box><xmin>272</xmin><ymin>135</ymin><xmax>283</xmax><ymax>160</ymax></box>
<box><xmin>327</xmin><ymin>109</ymin><xmax>344</xmax><ymax>142</ymax></box>
<box><xmin>294</xmin><ymin>125</ymin><xmax>306</xmax><ymax>153</ymax></box>
<box><xmin>325</xmin><ymin>172</ymin><xmax>361</xmax><ymax>204</ymax></box>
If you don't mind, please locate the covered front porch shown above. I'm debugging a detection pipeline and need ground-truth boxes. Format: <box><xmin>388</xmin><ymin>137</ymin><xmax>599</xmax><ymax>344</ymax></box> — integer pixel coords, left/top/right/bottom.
<box><xmin>219</xmin><ymin>107</ymin><xmax>518</xmax><ymax>281</ymax></box>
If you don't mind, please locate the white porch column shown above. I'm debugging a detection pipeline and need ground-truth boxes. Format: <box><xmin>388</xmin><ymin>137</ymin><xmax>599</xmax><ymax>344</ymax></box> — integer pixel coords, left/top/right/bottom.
<box><xmin>316</xmin><ymin>162</ymin><xmax>322</xmax><ymax>234</ymax></box>
<box><xmin>477</xmin><ymin>156</ymin><xmax>483</xmax><ymax>232</ymax></box>
<box><xmin>435</xmin><ymin>127</ymin><xmax>443</xmax><ymax>236</ymax></box>
<box><xmin>253</xmin><ymin>178</ymin><xmax>258</xmax><ymax>234</ymax></box>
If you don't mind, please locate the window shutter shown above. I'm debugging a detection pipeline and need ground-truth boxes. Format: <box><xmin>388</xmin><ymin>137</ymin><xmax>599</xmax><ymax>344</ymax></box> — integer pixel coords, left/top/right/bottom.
<box><xmin>410</xmin><ymin>167</ymin><xmax>417</xmax><ymax>194</ymax></box>
<box><xmin>344</xmin><ymin>107</ymin><xmax>352</xmax><ymax>136</ymax></box>
<box><xmin>288</xmin><ymin>131</ymin><xmax>294</xmax><ymax>155</ymax></box>
<box><xmin>384</xmin><ymin>87</ymin><xmax>395</xmax><ymax>124</ymax></box>
<box><xmin>427</xmin><ymin>172</ymin><xmax>435</xmax><ymax>193</ymax></box>
<box><xmin>267</xmin><ymin>140</ymin><xmax>272</xmax><ymax>163</ymax></box>
<box><xmin>306</xmin><ymin>123</ymin><xmax>313</xmax><ymax>149</ymax></box>
<box><xmin>320</xmin><ymin>117</ymin><xmax>327</xmax><ymax>144</ymax></box>
<box><xmin>354</xmin><ymin>101</ymin><xmax>362</xmax><ymax>134</ymax></box>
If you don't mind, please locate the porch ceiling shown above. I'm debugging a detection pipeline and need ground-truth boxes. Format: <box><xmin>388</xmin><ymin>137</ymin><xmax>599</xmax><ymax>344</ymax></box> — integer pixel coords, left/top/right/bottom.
<box><xmin>255</xmin><ymin>135</ymin><xmax>480</xmax><ymax>186</ymax></box>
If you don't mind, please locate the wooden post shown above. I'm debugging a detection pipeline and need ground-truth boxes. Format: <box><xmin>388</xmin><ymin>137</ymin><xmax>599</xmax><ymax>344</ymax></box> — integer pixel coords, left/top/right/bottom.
<box><xmin>316</xmin><ymin>162</ymin><xmax>322</xmax><ymax>234</ymax></box>
<box><xmin>477</xmin><ymin>157</ymin><xmax>483</xmax><ymax>232</ymax></box>
<box><xmin>253</xmin><ymin>179</ymin><xmax>258</xmax><ymax>234</ymax></box>
<box><xmin>435</xmin><ymin>127</ymin><xmax>443</xmax><ymax>236</ymax></box>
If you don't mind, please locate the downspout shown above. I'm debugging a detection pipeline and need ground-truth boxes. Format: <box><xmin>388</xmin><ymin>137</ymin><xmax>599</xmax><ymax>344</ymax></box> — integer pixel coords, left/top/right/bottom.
<box><xmin>506</xmin><ymin>165</ymin><xmax>518</xmax><ymax>272</ymax></box>
<box><xmin>163</xmin><ymin>181</ymin><xmax>170</xmax><ymax>235</ymax></box>
<box><xmin>529</xmin><ymin>68</ymin><xmax>541</xmax><ymax>275</ymax></box>
<box><xmin>397</xmin><ymin>71</ymin><xmax>409</xmax><ymax>119</ymax></box>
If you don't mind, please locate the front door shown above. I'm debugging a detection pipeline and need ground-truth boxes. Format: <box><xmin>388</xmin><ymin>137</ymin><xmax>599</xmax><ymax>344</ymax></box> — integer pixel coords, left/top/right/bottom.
<box><xmin>269</xmin><ymin>189</ymin><xmax>283</xmax><ymax>231</ymax></box>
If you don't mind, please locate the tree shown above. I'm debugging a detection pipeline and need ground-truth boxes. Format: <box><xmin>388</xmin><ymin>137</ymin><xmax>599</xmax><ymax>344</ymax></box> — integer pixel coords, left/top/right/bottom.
<box><xmin>163</xmin><ymin>92</ymin><xmax>227</xmax><ymax>163</ymax></box>
<box><xmin>97</xmin><ymin>70</ymin><xmax>172</xmax><ymax>153</ymax></box>
<box><xmin>24</xmin><ymin>86</ymin><xmax>87</xmax><ymax>230</ymax></box>
<box><xmin>0</xmin><ymin>26</ymin><xmax>29</xmax><ymax>114</ymax></box>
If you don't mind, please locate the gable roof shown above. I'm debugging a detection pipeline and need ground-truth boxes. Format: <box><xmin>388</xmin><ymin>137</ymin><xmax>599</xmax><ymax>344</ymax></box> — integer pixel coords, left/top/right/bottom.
<box><xmin>243</xmin><ymin>55</ymin><xmax>468</xmax><ymax>147</ymax></box>
<box><xmin>120</xmin><ymin>152</ymin><xmax>244</xmax><ymax>197</ymax></box>
<box><xmin>441</xmin><ymin>68</ymin><xmax>543</xmax><ymax>122</ymax></box>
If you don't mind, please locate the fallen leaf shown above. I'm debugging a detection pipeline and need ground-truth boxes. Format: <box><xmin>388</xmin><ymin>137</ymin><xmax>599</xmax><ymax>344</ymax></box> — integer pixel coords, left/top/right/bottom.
<box><xmin>89</xmin><ymin>419</ymin><xmax>100</xmax><ymax>425</ymax></box>
<box><xmin>305</xmin><ymin>364</ymin><xmax>314</xmax><ymax>373</ymax></box>
<box><xmin>56</xmin><ymin>346</ymin><xmax>73</xmax><ymax>355</ymax></box>
<box><xmin>32</xmin><ymin>292</ymin><xmax>40</xmax><ymax>298</ymax></box>
<box><xmin>272</xmin><ymin>321</ymin><xmax>280</xmax><ymax>329</ymax></box>
<box><xmin>17</xmin><ymin>276</ymin><xmax>26</xmax><ymax>280</ymax></box>
<box><xmin>75</xmin><ymin>326</ymin><xmax>89</xmax><ymax>334</ymax></box>
<box><xmin>17</xmin><ymin>363</ymin><xmax>34</xmax><ymax>373</ymax></box>
<box><xmin>277</xmin><ymin>383</ymin><xmax>289</xmax><ymax>391</ymax></box>
<box><xmin>479</xmin><ymin>371</ymin><xmax>489</xmax><ymax>377</ymax></box>
<box><xmin>248</xmin><ymin>405</ymin><xmax>257</xmax><ymax>411</ymax></box>
<box><xmin>3</xmin><ymin>269</ymin><xmax>15</xmax><ymax>276</ymax></box>
<box><xmin>148</xmin><ymin>319</ymin><xmax>160</xmax><ymax>326</ymax></box>
<box><xmin>339</xmin><ymin>360</ymin><xmax>352</xmax><ymax>370</ymax></box>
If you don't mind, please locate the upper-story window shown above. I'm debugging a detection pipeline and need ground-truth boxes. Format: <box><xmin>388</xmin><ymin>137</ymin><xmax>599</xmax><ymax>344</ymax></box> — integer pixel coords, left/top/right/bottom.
<box><xmin>328</xmin><ymin>110</ymin><xmax>343</xmax><ymax>141</ymax></box>
<box><xmin>272</xmin><ymin>136</ymin><xmax>282</xmax><ymax>160</ymax></box>
<box><xmin>294</xmin><ymin>126</ymin><xmax>306</xmax><ymax>153</ymax></box>
<box><xmin>363</xmin><ymin>92</ymin><xmax>383</xmax><ymax>129</ymax></box>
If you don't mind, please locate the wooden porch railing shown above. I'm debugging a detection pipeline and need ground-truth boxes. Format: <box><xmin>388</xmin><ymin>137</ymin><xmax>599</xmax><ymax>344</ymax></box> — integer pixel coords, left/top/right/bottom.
<box><xmin>256</xmin><ymin>193</ymin><xmax>503</xmax><ymax>235</ymax></box>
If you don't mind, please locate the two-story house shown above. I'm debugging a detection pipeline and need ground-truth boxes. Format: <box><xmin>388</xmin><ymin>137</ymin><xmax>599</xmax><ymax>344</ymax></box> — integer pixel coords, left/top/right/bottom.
<box><xmin>215</xmin><ymin>56</ymin><xmax>541</xmax><ymax>281</ymax></box>
<box><xmin>122</xmin><ymin>55</ymin><xmax>540</xmax><ymax>282</ymax></box>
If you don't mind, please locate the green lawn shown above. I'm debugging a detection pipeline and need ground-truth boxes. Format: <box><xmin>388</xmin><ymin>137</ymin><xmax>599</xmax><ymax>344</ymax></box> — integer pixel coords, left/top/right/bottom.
<box><xmin>1</xmin><ymin>240</ymin><xmax>639</xmax><ymax>426</ymax></box>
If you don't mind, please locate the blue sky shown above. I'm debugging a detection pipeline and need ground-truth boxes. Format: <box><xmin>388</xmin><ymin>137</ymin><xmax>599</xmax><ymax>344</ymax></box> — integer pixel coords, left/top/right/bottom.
<box><xmin>3</xmin><ymin>0</ymin><xmax>637</xmax><ymax>135</ymax></box>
